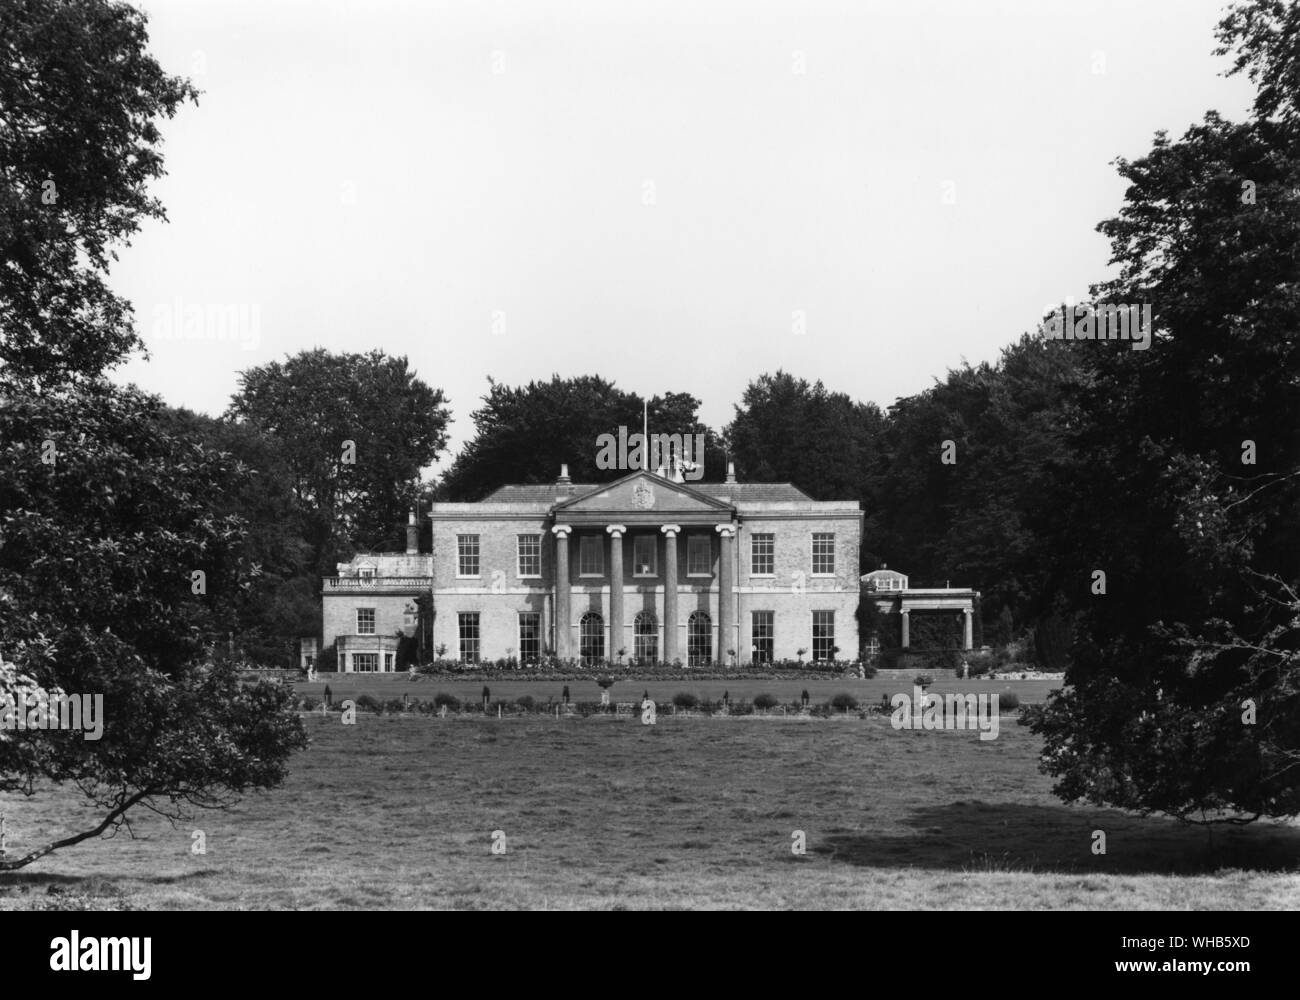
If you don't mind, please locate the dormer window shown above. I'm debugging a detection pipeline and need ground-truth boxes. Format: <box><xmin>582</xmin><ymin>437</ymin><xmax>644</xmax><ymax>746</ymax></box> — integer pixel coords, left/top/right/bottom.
<box><xmin>359</xmin><ymin>566</ymin><xmax>375</xmax><ymax>579</ymax></box>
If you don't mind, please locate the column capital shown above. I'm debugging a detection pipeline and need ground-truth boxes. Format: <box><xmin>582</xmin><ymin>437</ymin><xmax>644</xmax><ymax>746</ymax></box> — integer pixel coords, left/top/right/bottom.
<box><xmin>900</xmin><ymin>608</ymin><xmax>910</xmax><ymax>615</ymax></box>
<box><xmin>551</xmin><ymin>524</ymin><xmax>572</xmax><ymax>538</ymax></box>
<box><xmin>605</xmin><ymin>524</ymin><xmax>626</xmax><ymax>536</ymax></box>
<box><xmin>660</xmin><ymin>523</ymin><xmax>681</xmax><ymax>537</ymax></box>
<box><xmin>715</xmin><ymin>523</ymin><xmax>737</xmax><ymax>537</ymax></box>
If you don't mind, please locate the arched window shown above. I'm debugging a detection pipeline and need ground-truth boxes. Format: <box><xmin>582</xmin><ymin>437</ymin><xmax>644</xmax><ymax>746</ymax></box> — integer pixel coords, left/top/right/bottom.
<box><xmin>687</xmin><ymin>611</ymin><xmax>712</xmax><ymax>666</ymax></box>
<box><xmin>579</xmin><ymin>612</ymin><xmax>604</xmax><ymax>664</ymax></box>
<box><xmin>634</xmin><ymin>612</ymin><xmax>658</xmax><ymax>663</ymax></box>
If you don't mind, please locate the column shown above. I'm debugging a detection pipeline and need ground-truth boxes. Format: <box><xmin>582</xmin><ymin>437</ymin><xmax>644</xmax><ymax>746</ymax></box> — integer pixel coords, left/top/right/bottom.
<box><xmin>963</xmin><ymin>608</ymin><xmax>973</xmax><ymax>650</ymax></box>
<box><xmin>900</xmin><ymin>608</ymin><xmax>910</xmax><ymax>648</ymax></box>
<box><xmin>606</xmin><ymin>524</ymin><xmax>625</xmax><ymax>660</ymax></box>
<box><xmin>716</xmin><ymin>523</ymin><xmax>737</xmax><ymax>664</ymax></box>
<box><xmin>552</xmin><ymin>525</ymin><xmax>572</xmax><ymax>658</ymax></box>
<box><xmin>660</xmin><ymin>524</ymin><xmax>680</xmax><ymax>663</ymax></box>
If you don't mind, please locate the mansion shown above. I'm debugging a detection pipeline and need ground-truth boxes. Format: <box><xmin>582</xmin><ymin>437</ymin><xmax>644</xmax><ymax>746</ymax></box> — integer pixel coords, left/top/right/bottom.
<box><xmin>319</xmin><ymin>464</ymin><xmax>864</xmax><ymax>671</ymax></box>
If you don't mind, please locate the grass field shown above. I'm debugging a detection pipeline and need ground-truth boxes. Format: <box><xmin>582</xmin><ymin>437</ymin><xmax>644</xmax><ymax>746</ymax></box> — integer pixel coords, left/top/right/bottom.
<box><xmin>2</xmin><ymin>694</ymin><xmax>1298</xmax><ymax>910</ymax></box>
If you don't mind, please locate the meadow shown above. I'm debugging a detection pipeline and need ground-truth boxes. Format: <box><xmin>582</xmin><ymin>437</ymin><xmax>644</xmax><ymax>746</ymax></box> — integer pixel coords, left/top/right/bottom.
<box><xmin>1</xmin><ymin>681</ymin><xmax>1298</xmax><ymax>909</ymax></box>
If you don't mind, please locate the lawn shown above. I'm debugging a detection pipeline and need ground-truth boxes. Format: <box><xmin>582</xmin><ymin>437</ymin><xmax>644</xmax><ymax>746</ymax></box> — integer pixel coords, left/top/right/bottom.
<box><xmin>1</xmin><ymin>710</ymin><xmax>1297</xmax><ymax>910</ymax></box>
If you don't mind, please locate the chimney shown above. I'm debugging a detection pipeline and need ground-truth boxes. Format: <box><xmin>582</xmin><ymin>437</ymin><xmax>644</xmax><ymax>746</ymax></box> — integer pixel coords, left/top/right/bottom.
<box><xmin>556</xmin><ymin>463</ymin><xmax>571</xmax><ymax>498</ymax></box>
<box><xmin>406</xmin><ymin>510</ymin><xmax>418</xmax><ymax>554</ymax></box>
<box><xmin>725</xmin><ymin>461</ymin><xmax>737</xmax><ymax>484</ymax></box>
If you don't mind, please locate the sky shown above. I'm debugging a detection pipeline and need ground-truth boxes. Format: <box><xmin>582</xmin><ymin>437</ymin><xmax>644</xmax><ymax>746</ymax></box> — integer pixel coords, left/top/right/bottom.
<box><xmin>111</xmin><ymin>0</ymin><xmax>1256</xmax><ymax>469</ymax></box>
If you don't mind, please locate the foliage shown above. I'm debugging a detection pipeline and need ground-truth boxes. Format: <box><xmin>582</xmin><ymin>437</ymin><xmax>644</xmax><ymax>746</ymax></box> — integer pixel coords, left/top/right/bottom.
<box><xmin>724</xmin><ymin>371</ymin><xmax>886</xmax><ymax>501</ymax></box>
<box><xmin>227</xmin><ymin>348</ymin><xmax>449</xmax><ymax>566</ymax></box>
<box><xmin>0</xmin><ymin>0</ymin><xmax>198</xmax><ymax>388</ymax></box>
<box><xmin>437</xmin><ymin>375</ymin><xmax>725</xmax><ymax>501</ymax></box>
<box><xmin>672</xmin><ymin>692</ymin><xmax>699</xmax><ymax>709</ymax></box>
<box><xmin>752</xmin><ymin>693</ymin><xmax>778</xmax><ymax>710</ymax></box>
<box><xmin>1029</xmin><ymin>2</ymin><xmax>1300</xmax><ymax>824</ymax></box>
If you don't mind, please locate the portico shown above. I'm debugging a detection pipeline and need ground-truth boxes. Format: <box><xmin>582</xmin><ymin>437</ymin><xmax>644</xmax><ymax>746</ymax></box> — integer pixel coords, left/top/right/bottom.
<box><xmin>548</xmin><ymin>471</ymin><xmax>740</xmax><ymax>663</ymax></box>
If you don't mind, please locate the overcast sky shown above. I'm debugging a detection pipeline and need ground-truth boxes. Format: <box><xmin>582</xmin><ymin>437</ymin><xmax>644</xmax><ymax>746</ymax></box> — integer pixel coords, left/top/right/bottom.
<box><xmin>112</xmin><ymin>0</ymin><xmax>1255</xmax><ymax>468</ymax></box>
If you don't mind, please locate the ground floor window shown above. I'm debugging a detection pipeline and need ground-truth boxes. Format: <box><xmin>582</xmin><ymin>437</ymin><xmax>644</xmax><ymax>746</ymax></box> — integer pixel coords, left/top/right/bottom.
<box><xmin>519</xmin><ymin>612</ymin><xmax>541</xmax><ymax>663</ymax></box>
<box><xmin>751</xmin><ymin>611</ymin><xmax>774</xmax><ymax>664</ymax></box>
<box><xmin>353</xmin><ymin>652</ymin><xmax>378</xmax><ymax>672</ymax></box>
<box><xmin>688</xmin><ymin>611</ymin><xmax>712</xmax><ymax>666</ymax></box>
<box><xmin>384</xmin><ymin>653</ymin><xmax>394</xmax><ymax>672</ymax></box>
<box><xmin>634</xmin><ymin>612</ymin><xmax>658</xmax><ymax>662</ymax></box>
<box><xmin>812</xmin><ymin>610</ymin><xmax>835</xmax><ymax>661</ymax></box>
<box><xmin>580</xmin><ymin>612</ymin><xmax>604</xmax><ymax>664</ymax></box>
<box><xmin>458</xmin><ymin>612</ymin><xmax>480</xmax><ymax>663</ymax></box>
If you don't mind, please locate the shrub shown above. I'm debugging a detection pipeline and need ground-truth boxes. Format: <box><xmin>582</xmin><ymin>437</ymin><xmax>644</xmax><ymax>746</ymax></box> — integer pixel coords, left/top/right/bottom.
<box><xmin>300</xmin><ymin>696</ymin><xmax>318</xmax><ymax>711</ymax></box>
<box><xmin>672</xmin><ymin>692</ymin><xmax>699</xmax><ymax>710</ymax></box>
<box><xmin>355</xmin><ymin>694</ymin><xmax>382</xmax><ymax>714</ymax></box>
<box><xmin>913</xmin><ymin>673</ymin><xmax>934</xmax><ymax>689</ymax></box>
<box><xmin>596</xmin><ymin>676</ymin><xmax>615</xmax><ymax>689</ymax></box>
<box><xmin>433</xmin><ymin>692</ymin><xmax>460</xmax><ymax>710</ymax></box>
<box><xmin>830</xmin><ymin>692</ymin><xmax>858</xmax><ymax>711</ymax></box>
<box><xmin>753</xmin><ymin>693</ymin><xmax>778</xmax><ymax>710</ymax></box>
<box><xmin>384</xmin><ymin>698</ymin><xmax>407</xmax><ymax>715</ymax></box>
<box><xmin>997</xmin><ymin>691</ymin><xmax>1020</xmax><ymax>711</ymax></box>
<box><xmin>515</xmin><ymin>695</ymin><xmax>536</xmax><ymax>711</ymax></box>
<box><xmin>860</xmin><ymin>664</ymin><xmax>878</xmax><ymax>679</ymax></box>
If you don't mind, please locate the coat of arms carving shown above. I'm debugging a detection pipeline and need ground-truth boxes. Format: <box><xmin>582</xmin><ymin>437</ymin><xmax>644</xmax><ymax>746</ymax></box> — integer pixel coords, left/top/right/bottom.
<box><xmin>631</xmin><ymin>482</ymin><xmax>656</xmax><ymax>509</ymax></box>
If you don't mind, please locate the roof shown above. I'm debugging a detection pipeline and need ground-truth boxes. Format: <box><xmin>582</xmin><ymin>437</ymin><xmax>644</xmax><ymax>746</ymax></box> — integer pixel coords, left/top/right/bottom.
<box><xmin>480</xmin><ymin>481</ymin><xmax>815</xmax><ymax>504</ymax></box>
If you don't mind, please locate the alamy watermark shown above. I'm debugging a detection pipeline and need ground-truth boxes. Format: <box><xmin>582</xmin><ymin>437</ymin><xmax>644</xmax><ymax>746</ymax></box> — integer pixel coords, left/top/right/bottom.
<box><xmin>0</xmin><ymin>687</ymin><xmax>104</xmax><ymax>741</ymax></box>
<box><xmin>890</xmin><ymin>686</ymin><xmax>1000</xmax><ymax>741</ymax></box>
<box><xmin>151</xmin><ymin>297</ymin><xmax>261</xmax><ymax>351</ymax></box>
<box><xmin>595</xmin><ymin>426</ymin><xmax>705</xmax><ymax>480</ymax></box>
<box><xmin>1038</xmin><ymin>301</ymin><xmax>1152</xmax><ymax>351</ymax></box>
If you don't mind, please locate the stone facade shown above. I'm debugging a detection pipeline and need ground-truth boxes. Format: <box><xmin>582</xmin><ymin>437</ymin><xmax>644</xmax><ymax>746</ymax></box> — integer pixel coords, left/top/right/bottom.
<box><xmin>320</xmin><ymin>467</ymin><xmax>864</xmax><ymax>670</ymax></box>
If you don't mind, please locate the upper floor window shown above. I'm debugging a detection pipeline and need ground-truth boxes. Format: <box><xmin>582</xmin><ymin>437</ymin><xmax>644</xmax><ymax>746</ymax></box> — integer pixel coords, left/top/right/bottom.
<box><xmin>812</xmin><ymin>532</ymin><xmax>835</xmax><ymax>575</ymax></box>
<box><xmin>579</xmin><ymin>535</ymin><xmax>604</xmax><ymax>577</ymax></box>
<box><xmin>457</xmin><ymin>534</ymin><xmax>480</xmax><ymax>577</ymax></box>
<box><xmin>633</xmin><ymin>535</ymin><xmax>657</xmax><ymax>577</ymax></box>
<box><xmin>687</xmin><ymin>535</ymin><xmax>711</xmax><ymax>576</ymax></box>
<box><xmin>750</xmin><ymin>533</ymin><xmax>774</xmax><ymax>576</ymax></box>
<box><xmin>356</xmin><ymin>608</ymin><xmax>376</xmax><ymax>635</ymax></box>
<box><xmin>358</xmin><ymin>566</ymin><xmax>375</xmax><ymax>579</ymax></box>
<box><xmin>517</xmin><ymin>534</ymin><xmax>541</xmax><ymax>577</ymax></box>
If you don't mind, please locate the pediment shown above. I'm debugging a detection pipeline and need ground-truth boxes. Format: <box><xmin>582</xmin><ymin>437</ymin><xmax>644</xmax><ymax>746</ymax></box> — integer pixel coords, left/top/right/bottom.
<box><xmin>554</xmin><ymin>472</ymin><xmax>734</xmax><ymax>516</ymax></box>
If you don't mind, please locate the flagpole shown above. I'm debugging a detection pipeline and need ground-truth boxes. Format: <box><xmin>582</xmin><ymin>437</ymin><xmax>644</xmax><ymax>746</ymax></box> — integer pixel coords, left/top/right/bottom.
<box><xmin>643</xmin><ymin>399</ymin><xmax>648</xmax><ymax>471</ymax></box>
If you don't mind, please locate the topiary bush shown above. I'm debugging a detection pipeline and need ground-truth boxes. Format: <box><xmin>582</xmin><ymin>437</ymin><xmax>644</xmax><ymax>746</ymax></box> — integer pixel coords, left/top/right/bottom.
<box><xmin>753</xmin><ymin>693</ymin><xmax>778</xmax><ymax>710</ymax></box>
<box><xmin>830</xmin><ymin>692</ymin><xmax>858</xmax><ymax>711</ymax></box>
<box><xmin>433</xmin><ymin>692</ymin><xmax>460</xmax><ymax>710</ymax></box>
<box><xmin>515</xmin><ymin>695</ymin><xmax>536</xmax><ymax>711</ymax></box>
<box><xmin>672</xmin><ymin>692</ymin><xmax>699</xmax><ymax>710</ymax></box>
<box><xmin>997</xmin><ymin>691</ymin><xmax>1020</xmax><ymax>711</ymax></box>
<box><xmin>355</xmin><ymin>694</ymin><xmax>382</xmax><ymax>714</ymax></box>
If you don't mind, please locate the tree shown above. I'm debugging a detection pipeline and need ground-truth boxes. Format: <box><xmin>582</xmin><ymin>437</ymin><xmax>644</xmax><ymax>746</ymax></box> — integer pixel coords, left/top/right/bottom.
<box><xmin>438</xmin><ymin>375</ymin><xmax>724</xmax><ymax>501</ymax></box>
<box><xmin>227</xmin><ymin>349</ymin><xmax>450</xmax><ymax>570</ymax></box>
<box><xmin>158</xmin><ymin>407</ymin><xmax>318</xmax><ymax>665</ymax></box>
<box><xmin>1029</xmin><ymin>0</ymin><xmax>1300</xmax><ymax>827</ymax></box>
<box><xmin>0</xmin><ymin>383</ymin><xmax>307</xmax><ymax>869</ymax></box>
<box><xmin>0</xmin><ymin>0</ymin><xmax>198</xmax><ymax>388</ymax></box>
<box><xmin>724</xmin><ymin>371</ymin><xmax>886</xmax><ymax>501</ymax></box>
